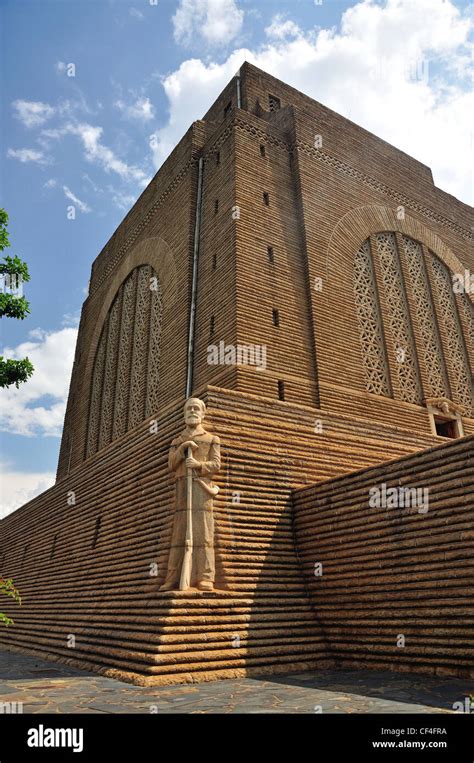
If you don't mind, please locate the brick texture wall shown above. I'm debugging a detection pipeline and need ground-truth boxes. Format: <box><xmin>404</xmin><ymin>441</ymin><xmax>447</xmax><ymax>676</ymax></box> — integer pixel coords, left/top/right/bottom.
<box><xmin>293</xmin><ymin>435</ymin><xmax>474</xmax><ymax>679</ymax></box>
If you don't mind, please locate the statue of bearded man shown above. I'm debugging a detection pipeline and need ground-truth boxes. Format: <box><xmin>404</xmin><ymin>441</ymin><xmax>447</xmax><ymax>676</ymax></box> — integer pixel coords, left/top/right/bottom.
<box><xmin>161</xmin><ymin>397</ymin><xmax>221</xmax><ymax>591</ymax></box>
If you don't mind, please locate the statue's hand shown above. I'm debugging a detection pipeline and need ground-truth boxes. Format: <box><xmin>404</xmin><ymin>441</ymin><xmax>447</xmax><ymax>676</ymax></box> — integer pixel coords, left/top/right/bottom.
<box><xmin>182</xmin><ymin>440</ymin><xmax>198</xmax><ymax>452</ymax></box>
<box><xmin>177</xmin><ymin>440</ymin><xmax>198</xmax><ymax>459</ymax></box>
<box><xmin>186</xmin><ymin>456</ymin><xmax>201</xmax><ymax>470</ymax></box>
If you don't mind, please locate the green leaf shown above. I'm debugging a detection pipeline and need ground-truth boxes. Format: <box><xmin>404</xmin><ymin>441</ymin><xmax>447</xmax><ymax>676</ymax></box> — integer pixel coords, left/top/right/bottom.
<box><xmin>0</xmin><ymin>357</ymin><xmax>34</xmax><ymax>388</ymax></box>
<box><xmin>0</xmin><ymin>254</ymin><xmax>30</xmax><ymax>281</ymax></box>
<box><xmin>0</xmin><ymin>293</ymin><xmax>31</xmax><ymax>319</ymax></box>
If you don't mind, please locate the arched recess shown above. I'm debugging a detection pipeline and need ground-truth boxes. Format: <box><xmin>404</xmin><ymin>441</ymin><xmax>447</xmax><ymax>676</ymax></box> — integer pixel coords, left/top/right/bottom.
<box><xmin>85</xmin><ymin>263</ymin><xmax>162</xmax><ymax>458</ymax></box>
<box><xmin>81</xmin><ymin>236</ymin><xmax>179</xmax><ymax>461</ymax></box>
<box><xmin>322</xmin><ymin>205</ymin><xmax>473</xmax><ymax>414</ymax></box>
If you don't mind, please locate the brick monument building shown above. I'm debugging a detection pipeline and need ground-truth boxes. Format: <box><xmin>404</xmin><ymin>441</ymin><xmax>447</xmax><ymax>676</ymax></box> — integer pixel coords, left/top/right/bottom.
<box><xmin>1</xmin><ymin>63</ymin><xmax>473</xmax><ymax>684</ymax></box>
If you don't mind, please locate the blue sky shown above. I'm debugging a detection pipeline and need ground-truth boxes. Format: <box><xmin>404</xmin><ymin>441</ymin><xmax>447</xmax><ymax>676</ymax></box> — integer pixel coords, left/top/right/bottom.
<box><xmin>1</xmin><ymin>0</ymin><xmax>473</xmax><ymax>516</ymax></box>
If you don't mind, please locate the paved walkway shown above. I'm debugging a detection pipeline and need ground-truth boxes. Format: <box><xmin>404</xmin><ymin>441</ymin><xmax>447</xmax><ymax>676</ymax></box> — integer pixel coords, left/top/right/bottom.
<box><xmin>0</xmin><ymin>650</ymin><xmax>470</xmax><ymax>714</ymax></box>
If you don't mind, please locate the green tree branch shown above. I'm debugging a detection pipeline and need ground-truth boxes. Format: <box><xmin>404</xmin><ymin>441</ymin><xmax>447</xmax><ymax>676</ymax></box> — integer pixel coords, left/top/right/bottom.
<box><xmin>0</xmin><ymin>578</ymin><xmax>22</xmax><ymax>627</ymax></box>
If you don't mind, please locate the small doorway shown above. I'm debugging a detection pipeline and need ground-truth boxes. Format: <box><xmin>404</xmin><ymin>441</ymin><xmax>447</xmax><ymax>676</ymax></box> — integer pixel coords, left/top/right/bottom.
<box><xmin>434</xmin><ymin>416</ymin><xmax>459</xmax><ymax>439</ymax></box>
<box><xmin>425</xmin><ymin>398</ymin><xmax>465</xmax><ymax>439</ymax></box>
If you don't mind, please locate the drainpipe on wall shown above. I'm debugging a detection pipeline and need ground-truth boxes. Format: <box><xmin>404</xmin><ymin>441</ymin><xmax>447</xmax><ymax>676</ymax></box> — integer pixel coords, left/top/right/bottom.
<box><xmin>236</xmin><ymin>70</ymin><xmax>242</xmax><ymax>108</ymax></box>
<box><xmin>67</xmin><ymin>437</ymin><xmax>73</xmax><ymax>475</ymax></box>
<box><xmin>185</xmin><ymin>155</ymin><xmax>204</xmax><ymax>399</ymax></box>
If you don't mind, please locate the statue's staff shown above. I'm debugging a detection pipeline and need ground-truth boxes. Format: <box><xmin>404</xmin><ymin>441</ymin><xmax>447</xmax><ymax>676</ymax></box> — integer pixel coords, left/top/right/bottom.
<box><xmin>179</xmin><ymin>445</ymin><xmax>194</xmax><ymax>590</ymax></box>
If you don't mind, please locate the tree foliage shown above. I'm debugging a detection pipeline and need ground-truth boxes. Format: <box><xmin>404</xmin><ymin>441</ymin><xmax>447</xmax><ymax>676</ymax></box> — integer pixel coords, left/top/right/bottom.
<box><xmin>0</xmin><ymin>356</ymin><xmax>34</xmax><ymax>388</ymax></box>
<box><xmin>0</xmin><ymin>578</ymin><xmax>21</xmax><ymax>627</ymax></box>
<box><xmin>0</xmin><ymin>253</ymin><xmax>31</xmax><ymax>282</ymax></box>
<box><xmin>0</xmin><ymin>293</ymin><xmax>31</xmax><ymax>320</ymax></box>
<box><xmin>0</xmin><ymin>208</ymin><xmax>34</xmax><ymax>388</ymax></box>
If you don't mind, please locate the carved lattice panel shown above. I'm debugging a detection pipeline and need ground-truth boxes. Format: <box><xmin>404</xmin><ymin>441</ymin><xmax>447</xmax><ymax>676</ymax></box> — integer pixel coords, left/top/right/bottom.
<box><xmin>430</xmin><ymin>253</ymin><xmax>472</xmax><ymax>415</ymax></box>
<box><xmin>402</xmin><ymin>236</ymin><xmax>449</xmax><ymax>399</ymax></box>
<box><xmin>353</xmin><ymin>240</ymin><xmax>391</xmax><ymax>396</ymax></box>
<box><xmin>98</xmin><ymin>287</ymin><xmax>122</xmax><ymax>450</ymax></box>
<box><xmin>112</xmin><ymin>268</ymin><xmax>138</xmax><ymax>440</ymax></box>
<box><xmin>85</xmin><ymin>264</ymin><xmax>163</xmax><ymax>459</ymax></box>
<box><xmin>85</xmin><ymin>316</ymin><xmax>108</xmax><ymax>458</ymax></box>
<box><xmin>375</xmin><ymin>233</ymin><xmax>422</xmax><ymax>403</ymax></box>
<box><xmin>145</xmin><ymin>278</ymin><xmax>163</xmax><ymax>418</ymax></box>
<box><xmin>128</xmin><ymin>265</ymin><xmax>152</xmax><ymax>429</ymax></box>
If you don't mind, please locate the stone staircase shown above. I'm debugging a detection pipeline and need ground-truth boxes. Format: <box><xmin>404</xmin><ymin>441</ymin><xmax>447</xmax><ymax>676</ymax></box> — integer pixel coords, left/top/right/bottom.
<box><xmin>0</xmin><ymin>388</ymin><xmax>442</xmax><ymax>685</ymax></box>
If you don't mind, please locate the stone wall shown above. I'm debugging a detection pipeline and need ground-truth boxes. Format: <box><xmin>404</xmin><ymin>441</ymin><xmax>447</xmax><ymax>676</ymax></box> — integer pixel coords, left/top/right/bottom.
<box><xmin>293</xmin><ymin>435</ymin><xmax>474</xmax><ymax>679</ymax></box>
<box><xmin>0</xmin><ymin>388</ymin><xmax>441</xmax><ymax>685</ymax></box>
<box><xmin>56</xmin><ymin>63</ymin><xmax>474</xmax><ymax>479</ymax></box>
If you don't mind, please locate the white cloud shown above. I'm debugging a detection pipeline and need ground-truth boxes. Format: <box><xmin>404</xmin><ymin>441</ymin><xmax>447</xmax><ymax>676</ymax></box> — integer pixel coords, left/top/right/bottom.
<box><xmin>107</xmin><ymin>186</ymin><xmax>140</xmax><ymax>210</ymax></box>
<box><xmin>82</xmin><ymin>173</ymin><xmax>103</xmax><ymax>194</ymax></box>
<box><xmin>61</xmin><ymin>310</ymin><xmax>81</xmax><ymax>328</ymax></box>
<box><xmin>0</xmin><ymin>468</ymin><xmax>55</xmax><ymax>519</ymax></box>
<box><xmin>0</xmin><ymin>326</ymin><xmax>77</xmax><ymax>438</ymax></box>
<box><xmin>115</xmin><ymin>96</ymin><xmax>155</xmax><ymax>122</ymax></box>
<box><xmin>265</xmin><ymin>14</ymin><xmax>301</xmax><ymax>41</ymax></box>
<box><xmin>61</xmin><ymin>312</ymin><xmax>81</xmax><ymax>327</ymax></box>
<box><xmin>151</xmin><ymin>56</ymin><xmax>243</xmax><ymax>166</ymax></box>
<box><xmin>57</xmin><ymin>96</ymin><xmax>95</xmax><ymax>118</ymax></box>
<box><xmin>129</xmin><ymin>7</ymin><xmax>144</xmax><ymax>21</ymax></box>
<box><xmin>0</xmin><ymin>467</ymin><xmax>55</xmax><ymax>519</ymax></box>
<box><xmin>13</xmin><ymin>99</ymin><xmax>55</xmax><ymax>128</ymax></box>
<box><xmin>153</xmin><ymin>0</ymin><xmax>473</xmax><ymax>204</ymax></box>
<box><xmin>7</xmin><ymin>148</ymin><xmax>49</xmax><ymax>165</ymax></box>
<box><xmin>62</xmin><ymin>185</ymin><xmax>91</xmax><ymax>213</ymax></box>
<box><xmin>173</xmin><ymin>0</ymin><xmax>244</xmax><ymax>47</ymax></box>
<box><xmin>71</xmin><ymin>122</ymin><xmax>148</xmax><ymax>183</ymax></box>
<box><xmin>44</xmin><ymin>178</ymin><xmax>92</xmax><ymax>211</ymax></box>
<box><xmin>42</xmin><ymin>122</ymin><xmax>148</xmax><ymax>184</ymax></box>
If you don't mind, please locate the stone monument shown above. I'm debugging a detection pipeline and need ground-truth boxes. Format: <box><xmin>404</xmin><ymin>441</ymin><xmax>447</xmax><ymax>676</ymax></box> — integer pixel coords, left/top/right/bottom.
<box><xmin>161</xmin><ymin>398</ymin><xmax>221</xmax><ymax>592</ymax></box>
<box><xmin>1</xmin><ymin>63</ymin><xmax>472</xmax><ymax>685</ymax></box>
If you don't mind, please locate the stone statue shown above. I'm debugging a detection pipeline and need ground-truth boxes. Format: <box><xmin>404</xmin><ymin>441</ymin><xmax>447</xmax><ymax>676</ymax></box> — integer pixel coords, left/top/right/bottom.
<box><xmin>161</xmin><ymin>398</ymin><xmax>221</xmax><ymax>592</ymax></box>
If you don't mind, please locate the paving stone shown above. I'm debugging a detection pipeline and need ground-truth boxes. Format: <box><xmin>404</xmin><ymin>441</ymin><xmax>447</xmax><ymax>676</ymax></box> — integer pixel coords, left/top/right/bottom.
<box><xmin>0</xmin><ymin>650</ymin><xmax>470</xmax><ymax>714</ymax></box>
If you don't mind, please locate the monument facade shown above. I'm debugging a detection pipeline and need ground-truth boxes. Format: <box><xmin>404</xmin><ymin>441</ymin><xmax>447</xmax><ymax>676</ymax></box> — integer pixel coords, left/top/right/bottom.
<box><xmin>0</xmin><ymin>63</ymin><xmax>472</xmax><ymax>684</ymax></box>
